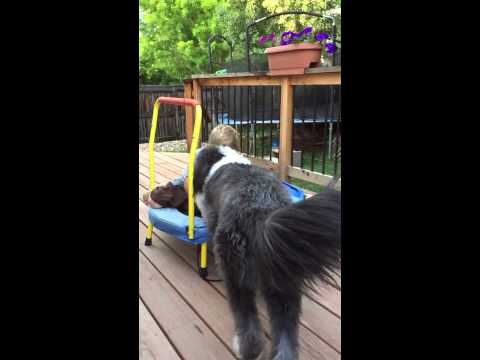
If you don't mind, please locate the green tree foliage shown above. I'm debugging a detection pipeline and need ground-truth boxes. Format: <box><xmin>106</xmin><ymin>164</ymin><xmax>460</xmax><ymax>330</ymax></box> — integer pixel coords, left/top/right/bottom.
<box><xmin>140</xmin><ymin>0</ymin><xmax>340</xmax><ymax>84</ymax></box>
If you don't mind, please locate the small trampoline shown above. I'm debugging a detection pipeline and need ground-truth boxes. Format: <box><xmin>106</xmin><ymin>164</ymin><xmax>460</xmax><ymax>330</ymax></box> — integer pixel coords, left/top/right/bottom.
<box><xmin>149</xmin><ymin>180</ymin><xmax>305</xmax><ymax>246</ymax></box>
<box><xmin>144</xmin><ymin>97</ymin><xmax>304</xmax><ymax>279</ymax></box>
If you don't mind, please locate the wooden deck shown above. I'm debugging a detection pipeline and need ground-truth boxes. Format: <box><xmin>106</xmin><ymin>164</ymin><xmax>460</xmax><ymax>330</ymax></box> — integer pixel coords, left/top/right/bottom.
<box><xmin>138</xmin><ymin>150</ymin><xmax>341</xmax><ymax>360</ymax></box>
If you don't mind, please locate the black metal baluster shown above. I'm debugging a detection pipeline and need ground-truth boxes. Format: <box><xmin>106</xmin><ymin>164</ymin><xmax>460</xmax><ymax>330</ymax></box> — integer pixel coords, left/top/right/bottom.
<box><xmin>321</xmin><ymin>86</ymin><xmax>330</xmax><ymax>174</ymax></box>
<box><xmin>233</xmin><ymin>86</ymin><xmax>236</xmax><ymax>135</ymax></box>
<box><xmin>239</xmin><ymin>87</ymin><xmax>243</xmax><ymax>153</ymax></box>
<box><xmin>311</xmin><ymin>86</ymin><xmax>319</xmax><ymax>171</ymax></box>
<box><xmin>246</xmin><ymin>86</ymin><xmax>250</xmax><ymax>155</ymax></box>
<box><xmin>253</xmin><ymin>86</ymin><xmax>257</xmax><ymax>157</ymax></box>
<box><xmin>300</xmin><ymin>85</ymin><xmax>306</xmax><ymax>169</ymax></box>
<box><xmin>210</xmin><ymin>86</ymin><xmax>214</xmax><ymax>132</ymax></box>
<box><xmin>261</xmin><ymin>86</ymin><xmax>265</xmax><ymax>159</ymax></box>
<box><xmin>202</xmin><ymin>87</ymin><xmax>208</xmax><ymax>143</ymax></box>
<box><xmin>333</xmin><ymin>86</ymin><xmax>341</xmax><ymax>177</ymax></box>
<box><xmin>270</xmin><ymin>86</ymin><xmax>274</xmax><ymax>161</ymax></box>
<box><xmin>225</xmin><ymin>86</ymin><xmax>229</xmax><ymax>127</ymax></box>
<box><xmin>216</xmin><ymin>86</ymin><xmax>220</xmax><ymax>128</ymax></box>
<box><xmin>221</xmin><ymin>86</ymin><xmax>225</xmax><ymax>125</ymax></box>
<box><xmin>322</xmin><ymin>85</ymin><xmax>333</xmax><ymax>174</ymax></box>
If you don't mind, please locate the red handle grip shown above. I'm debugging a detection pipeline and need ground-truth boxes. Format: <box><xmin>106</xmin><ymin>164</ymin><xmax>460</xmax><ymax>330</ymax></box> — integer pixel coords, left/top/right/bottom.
<box><xmin>156</xmin><ymin>97</ymin><xmax>200</xmax><ymax>107</ymax></box>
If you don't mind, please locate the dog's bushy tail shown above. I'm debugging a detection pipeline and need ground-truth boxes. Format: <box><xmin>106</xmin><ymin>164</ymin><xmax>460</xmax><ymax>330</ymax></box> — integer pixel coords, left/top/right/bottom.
<box><xmin>257</xmin><ymin>189</ymin><xmax>341</xmax><ymax>293</ymax></box>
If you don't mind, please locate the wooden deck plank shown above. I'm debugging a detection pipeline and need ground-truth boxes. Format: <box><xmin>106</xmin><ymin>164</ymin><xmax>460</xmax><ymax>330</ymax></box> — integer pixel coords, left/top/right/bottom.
<box><xmin>139</xmin><ymin>151</ymin><xmax>187</xmax><ymax>173</ymax></box>
<box><xmin>139</xmin><ymin>251</ymin><xmax>235</xmax><ymax>360</ymax></box>
<box><xmin>139</xmin><ymin>217</ymin><xmax>339</xmax><ymax>360</ymax></box>
<box><xmin>138</xmin><ymin>159</ymin><xmax>342</xmax><ymax>317</ymax></box>
<box><xmin>139</xmin><ymin>155</ymin><xmax>184</xmax><ymax>178</ymax></box>
<box><xmin>138</xmin><ymin>222</ymin><xmax>270</xmax><ymax>354</ymax></box>
<box><xmin>145</xmin><ymin>223</ymin><xmax>342</xmax><ymax>353</ymax></box>
<box><xmin>139</xmin><ymin>298</ymin><xmax>181</xmax><ymax>360</ymax></box>
<box><xmin>139</xmin><ymin>199</ymin><xmax>340</xmax><ymax>358</ymax></box>
<box><xmin>139</xmin><ymin>165</ymin><xmax>176</xmax><ymax>188</ymax></box>
<box><xmin>139</xmin><ymin>153</ymin><xmax>186</xmax><ymax>175</ymax></box>
<box><xmin>139</xmin><ymin>173</ymin><xmax>155</xmax><ymax>192</ymax></box>
<box><xmin>307</xmin><ymin>285</ymin><xmax>341</xmax><ymax>319</ymax></box>
<box><xmin>154</xmin><ymin>151</ymin><xmax>189</xmax><ymax>165</ymax></box>
<box><xmin>139</xmin><ymin>165</ymin><xmax>173</xmax><ymax>183</ymax></box>
<box><xmin>139</xmin><ymin>151</ymin><xmax>186</xmax><ymax>170</ymax></box>
<box><xmin>138</xmin><ymin>174</ymin><xmax>341</xmax><ymax>319</ymax></box>
<box><xmin>138</xmin><ymin>152</ymin><xmax>342</xmax><ymax>358</ymax></box>
<box><xmin>139</xmin><ymin>160</ymin><xmax>183</xmax><ymax>182</ymax></box>
<box><xmin>139</xmin><ymin>157</ymin><xmax>341</xmax><ymax>291</ymax></box>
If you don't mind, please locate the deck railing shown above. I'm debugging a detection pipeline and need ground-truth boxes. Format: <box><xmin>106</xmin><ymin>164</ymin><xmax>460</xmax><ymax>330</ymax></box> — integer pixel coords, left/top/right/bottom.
<box><xmin>183</xmin><ymin>67</ymin><xmax>341</xmax><ymax>186</ymax></box>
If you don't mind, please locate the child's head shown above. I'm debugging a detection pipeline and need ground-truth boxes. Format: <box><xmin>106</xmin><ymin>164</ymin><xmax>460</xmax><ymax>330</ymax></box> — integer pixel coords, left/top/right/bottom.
<box><xmin>208</xmin><ymin>125</ymin><xmax>240</xmax><ymax>151</ymax></box>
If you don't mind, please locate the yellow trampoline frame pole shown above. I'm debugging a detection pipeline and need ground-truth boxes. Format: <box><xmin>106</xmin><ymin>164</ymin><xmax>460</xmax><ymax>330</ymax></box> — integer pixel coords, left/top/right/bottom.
<box><xmin>148</xmin><ymin>100</ymin><xmax>160</xmax><ymax>191</ymax></box>
<box><xmin>145</xmin><ymin>100</ymin><xmax>161</xmax><ymax>243</ymax></box>
<box><xmin>188</xmin><ymin>105</ymin><xmax>207</xmax><ymax>275</ymax></box>
<box><xmin>188</xmin><ymin>104</ymin><xmax>202</xmax><ymax>240</ymax></box>
<box><xmin>200</xmin><ymin>243</ymin><xmax>207</xmax><ymax>270</ymax></box>
<box><xmin>146</xmin><ymin>98</ymin><xmax>207</xmax><ymax>275</ymax></box>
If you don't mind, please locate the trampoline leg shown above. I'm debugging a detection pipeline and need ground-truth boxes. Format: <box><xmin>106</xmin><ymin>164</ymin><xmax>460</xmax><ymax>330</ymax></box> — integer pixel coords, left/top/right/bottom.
<box><xmin>199</xmin><ymin>243</ymin><xmax>208</xmax><ymax>279</ymax></box>
<box><xmin>145</xmin><ymin>224</ymin><xmax>153</xmax><ymax>246</ymax></box>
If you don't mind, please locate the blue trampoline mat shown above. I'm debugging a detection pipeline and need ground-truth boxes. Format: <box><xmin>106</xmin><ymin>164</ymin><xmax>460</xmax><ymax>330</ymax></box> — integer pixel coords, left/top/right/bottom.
<box><xmin>149</xmin><ymin>181</ymin><xmax>305</xmax><ymax>244</ymax></box>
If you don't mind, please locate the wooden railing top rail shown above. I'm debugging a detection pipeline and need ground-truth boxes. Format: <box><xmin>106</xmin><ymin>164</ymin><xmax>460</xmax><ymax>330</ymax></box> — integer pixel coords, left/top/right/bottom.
<box><xmin>189</xmin><ymin>66</ymin><xmax>340</xmax><ymax>80</ymax></box>
<box><xmin>186</xmin><ymin>67</ymin><xmax>340</xmax><ymax>87</ymax></box>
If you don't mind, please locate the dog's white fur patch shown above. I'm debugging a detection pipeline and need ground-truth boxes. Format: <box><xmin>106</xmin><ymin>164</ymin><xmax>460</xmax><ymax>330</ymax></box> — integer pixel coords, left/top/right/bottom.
<box><xmin>232</xmin><ymin>334</ymin><xmax>264</xmax><ymax>360</ymax></box>
<box><xmin>205</xmin><ymin>146</ymin><xmax>251</xmax><ymax>184</ymax></box>
<box><xmin>195</xmin><ymin>146</ymin><xmax>250</xmax><ymax>218</ymax></box>
<box><xmin>232</xmin><ymin>334</ymin><xmax>241</xmax><ymax>358</ymax></box>
<box><xmin>194</xmin><ymin>193</ymin><xmax>207</xmax><ymax>217</ymax></box>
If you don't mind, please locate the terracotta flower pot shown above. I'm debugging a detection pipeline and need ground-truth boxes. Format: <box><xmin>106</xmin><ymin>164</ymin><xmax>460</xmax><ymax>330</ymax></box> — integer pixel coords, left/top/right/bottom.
<box><xmin>265</xmin><ymin>43</ymin><xmax>321</xmax><ymax>75</ymax></box>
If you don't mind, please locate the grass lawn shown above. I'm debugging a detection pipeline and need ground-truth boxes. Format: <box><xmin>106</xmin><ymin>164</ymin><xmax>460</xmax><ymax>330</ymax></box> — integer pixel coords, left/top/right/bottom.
<box><xmin>298</xmin><ymin>150</ymin><xmax>341</xmax><ymax>177</ymax></box>
<box><xmin>241</xmin><ymin>127</ymin><xmax>341</xmax><ymax>178</ymax></box>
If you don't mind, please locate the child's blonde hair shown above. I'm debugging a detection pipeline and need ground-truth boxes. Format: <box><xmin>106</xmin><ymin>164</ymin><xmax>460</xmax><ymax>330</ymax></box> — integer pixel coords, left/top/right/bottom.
<box><xmin>208</xmin><ymin>125</ymin><xmax>240</xmax><ymax>151</ymax></box>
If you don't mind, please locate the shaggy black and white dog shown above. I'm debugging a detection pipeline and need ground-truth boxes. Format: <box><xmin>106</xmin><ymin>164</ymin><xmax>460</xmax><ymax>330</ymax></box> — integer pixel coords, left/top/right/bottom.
<box><xmin>193</xmin><ymin>145</ymin><xmax>341</xmax><ymax>360</ymax></box>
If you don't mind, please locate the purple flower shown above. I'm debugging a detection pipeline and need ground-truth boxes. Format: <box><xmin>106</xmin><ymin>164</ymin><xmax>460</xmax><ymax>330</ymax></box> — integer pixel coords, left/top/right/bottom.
<box><xmin>280</xmin><ymin>31</ymin><xmax>294</xmax><ymax>45</ymax></box>
<box><xmin>325</xmin><ymin>42</ymin><xmax>337</xmax><ymax>54</ymax></box>
<box><xmin>315</xmin><ymin>32</ymin><xmax>329</xmax><ymax>41</ymax></box>
<box><xmin>291</xmin><ymin>27</ymin><xmax>313</xmax><ymax>40</ymax></box>
<box><xmin>291</xmin><ymin>31</ymin><xmax>303</xmax><ymax>39</ymax></box>
<box><xmin>258</xmin><ymin>35</ymin><xmax>268</xmax><ymax>45</ymax></box>
<box><xmin>258</xmin><ymin>32</ymin><xmax>276</xmax><ymax>46</ymax></box>
<box><xmin>302</xmin><ymin>27</ymin><xmax>313</xmax><ymax>34</ymax></box>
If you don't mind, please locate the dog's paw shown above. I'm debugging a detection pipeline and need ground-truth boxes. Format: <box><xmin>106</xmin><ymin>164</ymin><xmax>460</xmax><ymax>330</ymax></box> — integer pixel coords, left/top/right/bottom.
<box><xmin>232</xmin><ymin>334</ymin><xmax>241</xmax><ymax>358</ymax></box>
<box><xmin>232</xmin><ymin>334</ymin><xmax>265</xmax><ymax>360</ymax></box>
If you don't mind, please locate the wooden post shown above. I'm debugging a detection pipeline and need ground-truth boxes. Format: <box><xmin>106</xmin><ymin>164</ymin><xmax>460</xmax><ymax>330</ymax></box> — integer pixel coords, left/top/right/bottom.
<box><xmin>278</xmin><ymin>77</ymin><xmax>293</xmax><ymax>180</ymax></box>
<box><xmin>183</xmin><ymin>80</ymin><xmax>193</xmax><ymax>151</ymax></box>
<box><xmin>192</xmin><ymin>79</ymin><xmax>202</xmax><ymax>145</ymax></box>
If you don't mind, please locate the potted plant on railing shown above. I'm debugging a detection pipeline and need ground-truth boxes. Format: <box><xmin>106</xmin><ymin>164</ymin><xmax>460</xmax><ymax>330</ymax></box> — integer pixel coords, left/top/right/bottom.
<box><xmin>258</xmin><ymin>27</ymin><xmax>338</xmax><ymax>75</ymax></box>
